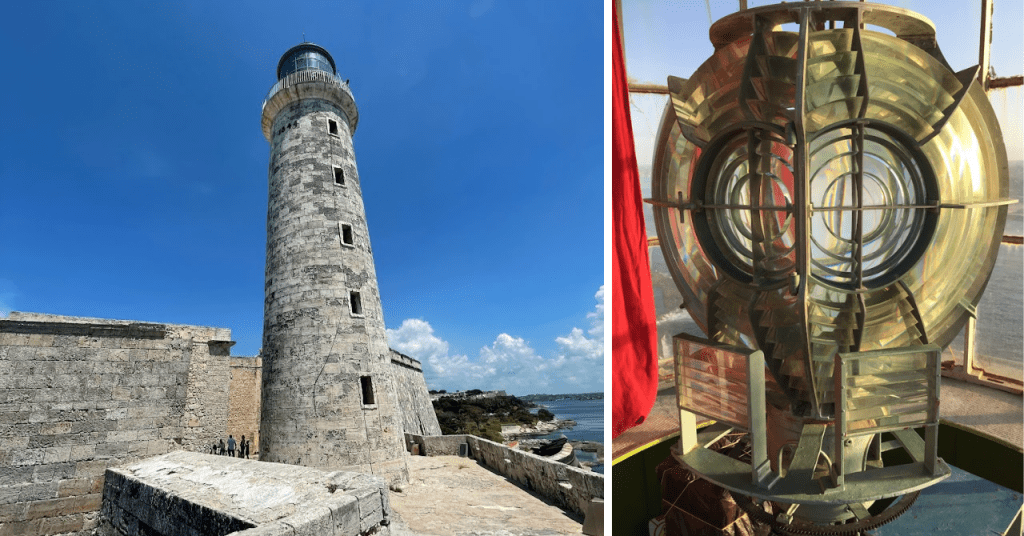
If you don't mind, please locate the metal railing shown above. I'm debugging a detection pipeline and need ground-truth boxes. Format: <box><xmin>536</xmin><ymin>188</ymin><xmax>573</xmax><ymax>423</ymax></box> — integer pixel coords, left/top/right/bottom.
<box><xmin>262</xmin><ymin>69</ymin><xmax>353</xmax><ymax>110</ymax></box>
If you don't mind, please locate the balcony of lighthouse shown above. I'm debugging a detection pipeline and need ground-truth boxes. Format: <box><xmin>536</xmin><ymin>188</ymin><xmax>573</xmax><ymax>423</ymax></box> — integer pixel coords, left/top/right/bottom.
<box><xmin>260</xmin><ymin>67</ymin><xmax>358</xmax><ymax>140</ymax></box>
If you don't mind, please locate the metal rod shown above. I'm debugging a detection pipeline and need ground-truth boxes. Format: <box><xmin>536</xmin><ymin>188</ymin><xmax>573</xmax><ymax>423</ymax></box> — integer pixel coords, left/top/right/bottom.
<box><xmin>979</xmin><ymin>0</ymin><xmax>993</xmax><ymax>89</ymax></box>
<box><xmin>989</xmin><ymin>75</ymin><xmax>1023</xmax><ymax>88</ymax></box>
<box><xmin>833</xmin><ymin>352</ymin><xmax>846</xmax><ymax>488</ymax></box>
<box><xmin>795</xmin><ymin>7</ymin><xmax>821</xmax><ymax>419</ymax></box>
<box><xmin>627</xmin><ymin>83</ymin><xmax>670</xmax><ymax>94</ymax></box>
<box><xmin>748</xmin><ymin>350</ymin><xmax>772</xmax><ymax>488</ymax></box>
<box><xmin>964</xmin><ymin>314</ymin><xmax>977</xmax><ymax>374</ymax></box>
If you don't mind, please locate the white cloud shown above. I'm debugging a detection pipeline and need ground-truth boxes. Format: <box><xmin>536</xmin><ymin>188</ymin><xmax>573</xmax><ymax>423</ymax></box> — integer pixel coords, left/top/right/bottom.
<box><xmin>0</xmin><ymin>280</ymin><xmax>17</xmax><ymax>317</ymax></box>
<box><xmin>387</xmin><ymin>286</ymin><xmax>605</xmax><ymax>395</ymax></box>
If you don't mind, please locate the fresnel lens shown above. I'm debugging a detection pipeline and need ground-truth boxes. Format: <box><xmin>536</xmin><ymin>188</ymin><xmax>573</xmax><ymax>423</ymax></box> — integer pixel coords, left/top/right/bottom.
<box><xmin>650</xmin><ymin>2</ymin><xmax>1011</xmax><ymax>532</ymax></box>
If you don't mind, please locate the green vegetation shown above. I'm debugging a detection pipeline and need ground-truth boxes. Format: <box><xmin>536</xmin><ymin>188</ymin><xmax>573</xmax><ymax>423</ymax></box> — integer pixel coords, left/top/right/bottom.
<box><xmin>433</xmin><ymin>395</ymin><xmax>541</xmax><ymax>442</ymax></box>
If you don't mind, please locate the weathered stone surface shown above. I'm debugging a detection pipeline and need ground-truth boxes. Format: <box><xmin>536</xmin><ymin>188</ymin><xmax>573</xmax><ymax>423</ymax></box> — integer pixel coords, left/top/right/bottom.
<box><xmin>389</xmin><ymin>351</ymin><xmax>441</xmax><ymax>437</ymax></box>
<box><xmin>405</xmin><ymin>433</ymin><xmax>604</xmax><ymax>518</ymax></box>
<box><xmin>101</xmin><ymin>451</ymin><xmax>389</xmax><ymax>536</ymax></box>
<box><xmin>0</xmin><ymin>314</ymin><xmax>234</xmax><ymax>536</ymax></box>
<box><xmin>227</xmin><ymin>358</ymin><xmax>261</xmax><ymax>454</ymax></box>
<box><xmin>259</xmin><ymin>60</ymin><xmax>408</xmax><ymax>485</ymax></box>
<box><xmin>389</xmin><ymin>455</ymin><xmax>586</xmax><ymax>536</ymax></box>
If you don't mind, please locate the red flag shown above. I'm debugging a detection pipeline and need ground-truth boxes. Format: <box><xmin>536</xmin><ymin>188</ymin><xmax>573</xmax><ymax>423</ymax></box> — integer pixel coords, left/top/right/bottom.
<box><xmin>612</xmin><ymin>5</ymin><xmax>659</xmax><ymax>438</ymax></box>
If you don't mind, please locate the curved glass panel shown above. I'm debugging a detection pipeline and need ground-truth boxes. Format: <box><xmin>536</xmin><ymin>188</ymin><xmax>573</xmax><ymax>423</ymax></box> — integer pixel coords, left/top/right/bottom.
<box><xmin>277</xmin><ymin>45</ymin><xmax>337</xmax><ymax>79</ymax></box>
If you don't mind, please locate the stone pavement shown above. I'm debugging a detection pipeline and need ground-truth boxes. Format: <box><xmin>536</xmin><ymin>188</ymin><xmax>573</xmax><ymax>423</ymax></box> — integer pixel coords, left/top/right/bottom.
<box><xmin>389</xmin><ymin>455</ymin><xmax>585</xmax><ymax>536</ymax></box>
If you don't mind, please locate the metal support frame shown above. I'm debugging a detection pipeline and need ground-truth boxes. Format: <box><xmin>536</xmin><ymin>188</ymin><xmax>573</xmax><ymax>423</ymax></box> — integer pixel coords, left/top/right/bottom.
<box><xmin>748</xmin><ymin>349</ymin><xmax>775</xmax><ymax>488</ymax></box>
<box><xmin>964</xmin><ymin>312</ymin><xmax>978</xmax><ymax>375</ymax></box>
<box><xmin>979</xmin><ymin>0</ymin><xmax>993</xmax><ymax>90</ymax></box>
<box><xmin>672</xmin><ymin>335</ymin><xmax>950</xmax><ymax>507</ymax></box>
<box><xmin>831</xmin><ymin>344</ymin><xmax>944</xmax><ymax>492</ymax></box>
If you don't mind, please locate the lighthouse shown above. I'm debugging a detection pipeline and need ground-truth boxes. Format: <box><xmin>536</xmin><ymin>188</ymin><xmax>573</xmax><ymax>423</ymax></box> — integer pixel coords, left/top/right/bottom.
<box><xmin>259</xmin><ymin>43</ymin><xmax>408</xmax><ymax>484</ymax></box>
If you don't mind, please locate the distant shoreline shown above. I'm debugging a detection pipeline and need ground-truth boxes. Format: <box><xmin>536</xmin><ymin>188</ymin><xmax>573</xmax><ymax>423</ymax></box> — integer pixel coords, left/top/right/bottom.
<box><xmin>520</xmin><ymin>392</ymin><xmax>603</xmax><ymax>402</ymax></box>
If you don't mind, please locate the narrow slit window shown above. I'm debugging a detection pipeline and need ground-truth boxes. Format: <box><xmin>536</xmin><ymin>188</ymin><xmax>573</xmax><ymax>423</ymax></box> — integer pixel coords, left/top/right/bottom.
<box><xmin>333</xmin><ymin>166</ymin><xmax>345</xmax><ymax>186</ymax></box>
<box><xmin>350</xmin><ymin>290</ymin><xmax>363</xmax><ymax>315</ymax></box>
<box><xmin>341</xmin><ymin>223</ymin><xmax>354</xmax><ymax>246</ymax></box>
<box><xmin>360</xmin><ymin>376</ymin><xmax>375</xmax><ymax>406</ymax></box>
<box><xmin>328</xmin><ymin>119</ymin><xmax>338</xmax><ymax>136</ymax></box>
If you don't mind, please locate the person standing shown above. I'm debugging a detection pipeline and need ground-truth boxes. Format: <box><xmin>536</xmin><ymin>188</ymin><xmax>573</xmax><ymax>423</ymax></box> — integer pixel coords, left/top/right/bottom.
<box><xmin>240</xmin><ymin>435</ymin><xmax>247</xmax><ymax>458</ymax></box>
<box><xmin>218</xmin><ymin>438</ymin><xmax>225</xmax><ymax>455</ymax></box>
<box><xmin>227</xmin><ymin>435</ymin><xmax>236</xmax><ymax>457</ymax></box>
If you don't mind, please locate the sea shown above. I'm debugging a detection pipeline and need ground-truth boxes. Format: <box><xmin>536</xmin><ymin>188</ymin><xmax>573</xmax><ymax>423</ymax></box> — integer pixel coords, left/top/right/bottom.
<box><xmin>532</xmin><ymin>397</ymin><xmax>604</xmax><ymax>474</ymax></box>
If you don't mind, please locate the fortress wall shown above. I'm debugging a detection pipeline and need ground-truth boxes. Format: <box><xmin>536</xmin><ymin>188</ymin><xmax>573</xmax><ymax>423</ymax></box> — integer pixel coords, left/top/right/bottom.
<box><xmin>404</xmin><ymin>433</ymin><xmax>604</xmax><ymax>517</ymax></box>
<box><xmin>0</xmin><ymin>312</ymin><xmax>233</xmax><ymax>536</ymax></box>
<box><xmin>404</xmin><ymin>433</ymin><xmax>467</xmax><ymax>457</ymax></box>
<box><xmin>389</xmin><ymin>351</ymin><xmax>441</xmax><ymax>437</ymax></box>
<box><xmin>227</xmin><ymin>357</ymin><xmax>262</xmax><ymax>454</ymax></box>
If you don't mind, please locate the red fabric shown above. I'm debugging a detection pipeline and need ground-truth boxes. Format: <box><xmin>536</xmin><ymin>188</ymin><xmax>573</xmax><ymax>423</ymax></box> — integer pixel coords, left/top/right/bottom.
<box><xmin>612</xmin><ymin>6</ymin><xmax>659</xmax><ymax>439</ymax></box>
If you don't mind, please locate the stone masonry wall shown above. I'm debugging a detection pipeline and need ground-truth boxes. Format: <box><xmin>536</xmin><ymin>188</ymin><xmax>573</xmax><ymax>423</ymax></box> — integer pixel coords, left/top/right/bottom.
<box><xmin>227</xmin><ymin>358</ymin><xmax>261</xmax><ymax>455</ymax></box>
<box><xmin>260</xmin><ymin>94</ymin><xmax>408</xmax><ymax>484</ymax></box>
<box><xmin>389</xmin><ymin>351</ymin><xmax>441</xmax><ymax>437</ymax></box>
<box><xmin>0</xmin><ymin>312</ymin><xmax>233</xmax><ymax>536</ymax></box>
<box><xmin>404</xmin><ymin>433</ymin><xmax>604</xmax><ymax>517</ymax></box>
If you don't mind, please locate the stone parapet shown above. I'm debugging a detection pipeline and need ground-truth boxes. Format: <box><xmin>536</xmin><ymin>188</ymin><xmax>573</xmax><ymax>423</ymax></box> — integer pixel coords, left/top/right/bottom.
<box><xmin>404</xmin><ymin>433</ymin><xmax>604</xmax><ymax>517</ymax></box>
<box><xmin>102</xmin><ymin>451</ymin><xmax>391</xmax><ymax>536</ymax></box>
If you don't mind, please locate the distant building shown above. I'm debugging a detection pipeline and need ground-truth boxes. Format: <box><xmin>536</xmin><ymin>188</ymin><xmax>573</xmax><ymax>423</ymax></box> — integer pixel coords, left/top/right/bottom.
<box><xmin>431</xmin><ymin>389</ymin><xmax>509</xmax><ymax>402</ymax></box>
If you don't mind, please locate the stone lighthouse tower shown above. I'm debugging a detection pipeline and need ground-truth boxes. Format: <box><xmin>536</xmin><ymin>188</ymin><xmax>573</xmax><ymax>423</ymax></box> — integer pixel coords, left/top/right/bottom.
<box><xmin>259</xmin><ymin>43</ymin><xmax>408</xmax><ymax>484</ymax></box>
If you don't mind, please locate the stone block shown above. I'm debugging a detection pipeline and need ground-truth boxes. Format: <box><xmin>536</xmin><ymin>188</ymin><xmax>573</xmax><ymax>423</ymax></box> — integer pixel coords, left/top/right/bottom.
<box><xmin>9</xmin><ymin>449</ymin><xmax>45</xmax><ymax>468</ymax></box>
<box><xmin>0</xmin><ymin>518</ymin><xmax>41</xmax><ymax>536</ymax></box>
<box><xmin>39</xmin><ymin>513</ymin><xmax>84</xmax><ymax>534</ymax></box>
<box><xmin>5</xmin><ymin>482</ymin><xmax>57</xmax><ymax>506</ymax></box>
<box><xmin>325</xmin><ymin>494</ymin><xmax>359</xmax><ymax>535</ymax></box>
<box><xmin>229</xmin><ymin>521</ymin><xmax>294</xmax><ymax>536</ymax></box>
<box><xmin>24</xmin><ymin>497</ymin><xmax>71</xmax><ymax>519</ymax></box>
<box><xmin>75</xmin><ymin>460</ymin><xmax>110</xmax><ymax>479</ymax></box>
<box><xmin>57</xmin><ymin>478</ymin><xmax>92</xmax><ymax>498</ymax></box>
<box><xmin>281</xmin><ymin>504</ymin><xmax>332</xmax><ymax>536</ymax></box>
<box><xmin>0</xmin><ymin>502</ymin><xmax>26</xmax><ymax>523</ymax></box>
<box><xmin>0</xmin><ymin>466</ymin><xmax>34</xmax><ymax>485</ymax></box>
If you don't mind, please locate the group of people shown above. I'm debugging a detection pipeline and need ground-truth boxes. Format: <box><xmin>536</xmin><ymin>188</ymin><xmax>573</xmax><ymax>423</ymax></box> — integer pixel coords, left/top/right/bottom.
<box><xmin>211</xmin><ymin>434</ymin><xmax>251</xmax><ymax>458</ymax></box>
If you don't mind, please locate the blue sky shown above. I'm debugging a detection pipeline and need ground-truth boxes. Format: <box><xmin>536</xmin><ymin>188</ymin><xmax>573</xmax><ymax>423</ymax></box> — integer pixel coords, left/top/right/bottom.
<box><xmin>0</xmin><ymin>1</ymin><xmax>603</xmax><ymax>395</ymax></box>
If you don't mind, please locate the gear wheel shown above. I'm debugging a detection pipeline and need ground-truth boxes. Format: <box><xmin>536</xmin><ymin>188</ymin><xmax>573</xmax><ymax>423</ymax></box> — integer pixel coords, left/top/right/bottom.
<box><xmin>730</xmin><ymin>490</ymin><xmax>921</xmax><ymax>535</ymax></box>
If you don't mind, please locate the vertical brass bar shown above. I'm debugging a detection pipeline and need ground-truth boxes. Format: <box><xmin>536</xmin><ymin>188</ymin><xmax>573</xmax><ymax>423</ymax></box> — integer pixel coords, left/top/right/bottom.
<box><xmin>833</xmin><ymin>352</ymin><xmax>846</xmax><ymax>488</ymax></box>
<box><xmin>794</xmin><ymin>6</ymin><xmax>820</xmax><ymax>418</ymax></box>
<box><xmin>676</xmin><ymin>339</ymin><xmax>700</xmax><ymax>455</ymax></box>
<box><xmin>925</xmin><ymin>349</ymin><xmax>940</xmax><ymax>475</ymax></box>
<box><xmin>964</xmin><ymin>313</ymin><xmax>977</xmax><ymax>373</ymax></box>
<box><xmin>979</xmin><ymin>0</ymin><xmax>993</xmax><ymax>90</ymax></box>
<box><xmin>853</xmin><ymin>122</ymin><xmax>865</xmax><ymax>289</ymax></box>
<box><xmin>680</xmin><ymin>410</ymin><xmax>699</xmax><ymax>454</ymax></box>
<box><xmin>749</xmin><ymin>350</ymin><xmax>772</xmax><ymax>487</ymax></box>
